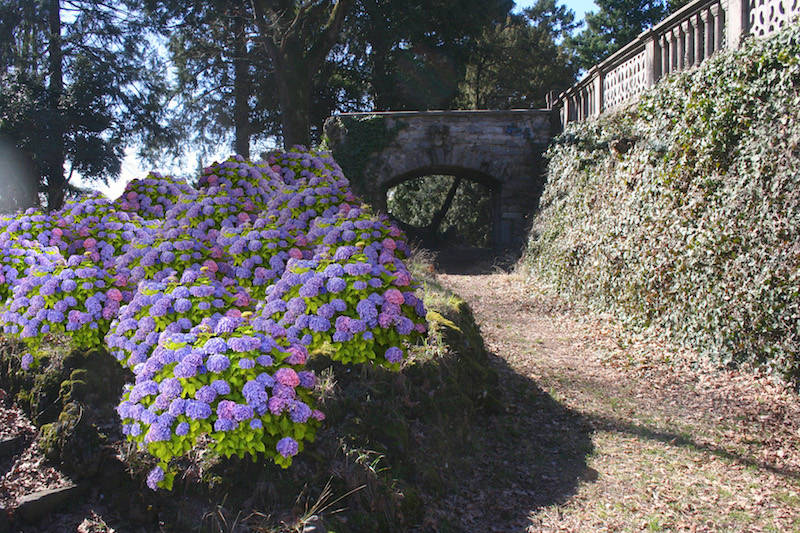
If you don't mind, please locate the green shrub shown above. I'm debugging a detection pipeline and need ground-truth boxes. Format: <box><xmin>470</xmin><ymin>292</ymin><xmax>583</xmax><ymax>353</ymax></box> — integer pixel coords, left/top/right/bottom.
<box><xmin>524</xmin><ymin>23</ymin><xmax>800</xmax><ymax>384</ymax></box>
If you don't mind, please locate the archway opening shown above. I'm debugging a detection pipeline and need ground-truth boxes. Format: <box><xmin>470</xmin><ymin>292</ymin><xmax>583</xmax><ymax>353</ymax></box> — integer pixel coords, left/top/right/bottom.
<box><xmin>384</xmin><ymin>168</ymin><xmax>500</xmax><ymax>249</ymax></box>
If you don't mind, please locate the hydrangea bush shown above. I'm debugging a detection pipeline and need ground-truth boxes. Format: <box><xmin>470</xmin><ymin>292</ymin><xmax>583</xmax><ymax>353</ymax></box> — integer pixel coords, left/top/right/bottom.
<box><xmin>0</xmin><ymin>146</ymin><xmax>427</xmax><ymax>489</ymax></box>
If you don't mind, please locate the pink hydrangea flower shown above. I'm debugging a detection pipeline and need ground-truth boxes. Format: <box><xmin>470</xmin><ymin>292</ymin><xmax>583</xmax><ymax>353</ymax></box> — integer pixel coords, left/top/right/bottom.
<box><xmin>384</xmin><ymin>288</ymin><xmax>405</xmax><ymax>306</ymax></box>
<box><xmin>274</xmin><ymin>367</ymin><xmax>300</xmax><ymax>387</ymax></box>
<box><xmin>286</xmin><ymin>346</ymin><xmax>308</xmax><ymax>365</ymax></box>
<box><xmin>288</xmin><ymin>248</ymin><xmax>303</xmax><ymax>259</ymax></box>
<box><xmin>107</xmin><ymin>288</ymin><xmax>123</xmax><ymax>302</ymax></box>
<box><xmin>393</xmin><ymin>271</ymin><xmax>411</xmax><ymax>286</ymax></box>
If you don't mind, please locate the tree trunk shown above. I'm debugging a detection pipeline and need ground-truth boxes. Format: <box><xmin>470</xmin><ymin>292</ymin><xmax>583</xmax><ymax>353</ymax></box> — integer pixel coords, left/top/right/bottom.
<box><xmin>473</xmin><ymin>62</ymin><xmax>483</xmax><ymax>110</ymax></box>
<box><xmin>46</xmin><ymin>0</ymin><xmax>64</xmax><ymax>211</ymax></box>
<box><xmin>427</xmin><ymin>177</ymin><xmax>462</xmax><ymax>235</ymax></box>
<box><xmin>232</xmin><ymin>7</ymin><xmax>250</xmax><ymax>159</ymax></box>
<box><xmin>275</xmin><ymin>54</ymin><xmax>312</xmax><ymax>148</ymax></box>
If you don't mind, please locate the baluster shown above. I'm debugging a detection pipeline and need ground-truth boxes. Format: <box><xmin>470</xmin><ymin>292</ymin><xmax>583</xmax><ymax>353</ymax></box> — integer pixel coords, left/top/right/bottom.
<box><xmin>716</xmin><ymin>3</ymin><xmax>726</xmax><ymax>50</ymax></box>
<box><xmin>660</xmin><ymin>34</ymin><xmax>670</xmax><ymax>75</ymax></box>
<box><xmin>710</xmin><ymin>4</ymin><xmax>724</xmax><ymax>52</ymax></box>
<box><xmin>672</xmin><ymin>26</ymin><xmax>681</xmax><ymax>71</ymax></box>
<box><xmin>694</xmin><ymin>12</ymin><xmax>704</xmax><ymax>65</ymax></box>
<box><xmin>703</xmin><ymin>8</ymin><xmax>714</xmax><ymax>57</ymax></box>
<box><xmin>682</xmin><ymin>20</ymin><xmax>694</xmax><ymax>67</ymax></box>
<box><xmin>593</xmin><ymin>68</ymin><xmax>604</xmax><ymax>116</ymax></box>
<box><xmin>646</xmin><ymin>33</ymin><xmax>660</xmax><ymax>85</ymax></box>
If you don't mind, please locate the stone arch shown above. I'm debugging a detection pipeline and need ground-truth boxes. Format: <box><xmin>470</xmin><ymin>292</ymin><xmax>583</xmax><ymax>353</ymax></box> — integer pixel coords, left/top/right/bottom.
<box><xmin>325</xmin><ymin>109</ymin><xmax>556</xmax><ymax>247</ymax></box>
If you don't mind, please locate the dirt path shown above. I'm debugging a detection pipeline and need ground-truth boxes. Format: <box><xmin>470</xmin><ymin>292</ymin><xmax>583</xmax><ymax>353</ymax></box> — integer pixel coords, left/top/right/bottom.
<box><xmin>433</xmin><ymin>270</ymin><xmax>800</xmax><ymax>532</ymax></box>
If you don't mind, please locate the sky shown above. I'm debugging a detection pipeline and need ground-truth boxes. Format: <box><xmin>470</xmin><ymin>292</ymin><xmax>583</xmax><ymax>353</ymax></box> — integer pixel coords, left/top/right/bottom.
<box><xmin>86</xmin><ymin>0</ymin><xmax>599</xmax><ymax>201</ymax></box>
<box><xmin>514</xmin><ymin>0</ymin><xmax>598</xmax><ymax>20</ymax></box>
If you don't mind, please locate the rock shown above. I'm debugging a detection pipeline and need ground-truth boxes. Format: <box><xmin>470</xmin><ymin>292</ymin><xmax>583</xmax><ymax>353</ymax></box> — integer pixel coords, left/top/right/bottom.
<box><xmin>0</xmin><ymin>436</ymin><xmax>24</xmax><ymax>459</ymax></box>
<box><xmin>17</xmin><ymin>484</ymin><xmax>81</xmax><ymax>523</ymax></box>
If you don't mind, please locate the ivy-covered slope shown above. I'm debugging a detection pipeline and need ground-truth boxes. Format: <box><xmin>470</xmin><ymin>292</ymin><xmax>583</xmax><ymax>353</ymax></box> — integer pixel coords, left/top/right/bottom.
<box><xmin>523</xmin><ymin>24</ymin><xmax>800</xmax><ymax>384</ymax></box>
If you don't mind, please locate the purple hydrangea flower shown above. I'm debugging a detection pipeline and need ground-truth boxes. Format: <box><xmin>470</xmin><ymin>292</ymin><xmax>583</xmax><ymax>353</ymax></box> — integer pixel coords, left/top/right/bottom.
<box><xmin>356</xmin><ymin>300</ymin><xmax>377</xmax><ymax>321</ymax></box>
<box><xmin>168</xmin><ymin>398</ymin><xmax>186</xmax><ymax>416</ymax></box>
<box><xmin>232</xmin><ymin>403</ymin><xmax>254</xmax><ymax>422</ymax></box>
<box><xmin>256</xmin><ymin>355</ymin><xmax>273</xmax><ymax>367</ymax></box>
<box><xmin>195</xmin><ymin>385</ymin><xmax>217</xmax><ymax>403</ymax></box>
<box><xmin>385</xmin><ymin>346</ymin><xmax>403</xmax><ymax>363</ymax></box>
<box><xmin>214</xmin><ymin>316</ymin><xmax>237</xmax><ymax>334</ymax></box>
<box><xmin>186</xmin><ymin>400</ymin><xmax>212</xmax><ymax>419</ymax></box>
<box><xmin>146</xmin><ymin>466</ymin><xmax>165</xmax><ymax>490</ymax></box>
<box><xmin>326</xmin><ymin>277</ymin><xmax>346</xmax><ymax>293</ymax></box>
<box><xmin>203</xmin><ymin>337</ymin><xmax>228</xmax><ymax>354</ymax></box>
<box><xmin>146</xmin><ymin>423</ymin><xmax>171</xmax><ymax>443</ymax></box>
<box><xmin>276</xmin><ymin>437</ymin><xmax>299</xmax><ymax>458</ymax></box>
<box><xmin>174</xmin><ymin>298</ymin><xmax>192</xmax><ymax>313</ymax></box>
<box><xmin>211</xmin><ymin>379</ymin><xmax>231</xmax><ymax>395</ymax></box>
<box><xmin>308</xmin><ymin>316</ymin><xmax>330</xmax><ymax>332</ymax></box>
<box><xmin>214</xmin><ymin>418</ymin><xmax>237</xmax><ymax>432</ymax></box>
<box><xmin>206</xmin><ymin>354</ymin><xmax>231</xmax><ymax>373</ymax></box>
<box><xmin>290</xmin><ymin>401</ymin><xmax>312</xmax><ymax>423</ymax></box>
<box><xmin>268</xmin><ymin>396</ymin><xmax>289</xmax><ymax>415</ymax></box>
<box><xmin>297</xmin><ymin>371</ymin><xmax>316</xmax><ymax>389</ymax></box>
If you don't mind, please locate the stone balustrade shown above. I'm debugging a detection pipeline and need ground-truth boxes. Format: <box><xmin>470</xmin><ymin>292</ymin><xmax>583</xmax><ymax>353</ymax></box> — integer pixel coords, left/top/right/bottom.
<box><xmin>556</xmin><ymin>0</ymin><xmax>800</xmax><ymax>125</ymax></box>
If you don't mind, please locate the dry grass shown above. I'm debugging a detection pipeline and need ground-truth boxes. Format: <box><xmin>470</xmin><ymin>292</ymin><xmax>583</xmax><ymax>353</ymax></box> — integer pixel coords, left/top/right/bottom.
<box><xmin>435</xmin><ymin>270</ymin><xmax>800</xmax><ymax>532</ymax></box>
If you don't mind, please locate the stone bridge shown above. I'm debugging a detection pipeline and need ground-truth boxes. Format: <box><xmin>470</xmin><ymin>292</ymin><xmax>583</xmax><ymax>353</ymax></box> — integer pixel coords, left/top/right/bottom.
<box><xmin>324</xmin><ymin>110</ymin><xmax>556</xmax><ymax>247</ymax></box>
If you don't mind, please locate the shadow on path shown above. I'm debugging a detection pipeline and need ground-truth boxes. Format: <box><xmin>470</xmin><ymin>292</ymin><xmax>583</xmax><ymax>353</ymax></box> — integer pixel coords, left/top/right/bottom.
<box><xmin>588</xmin><ymin>413</ymin><xmax>800</xmax><ymax>481</ymax></box>
<box><xmin>432</xmin><ymin>246</ymin><xmax>522</xmax><ymax>276</ymax></box>
<box><xmin>426</xmin><ymin>349</ymin><xmax>596</xmax><ymax>532</ymax></box>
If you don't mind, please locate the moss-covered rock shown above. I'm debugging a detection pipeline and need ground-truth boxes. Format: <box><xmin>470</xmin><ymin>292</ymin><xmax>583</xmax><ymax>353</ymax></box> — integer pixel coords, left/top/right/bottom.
<box><xmin>0</xmin><ymin>341</ymin><xmax>130</xmax><ymax>480</ymax></box>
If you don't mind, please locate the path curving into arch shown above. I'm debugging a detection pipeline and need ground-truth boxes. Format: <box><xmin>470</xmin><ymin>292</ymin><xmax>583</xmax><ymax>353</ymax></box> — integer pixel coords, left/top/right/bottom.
<box><xmin>428</xmin><ymin>268</ymin><xmax>800</xmax><ymax>532</ymax></box>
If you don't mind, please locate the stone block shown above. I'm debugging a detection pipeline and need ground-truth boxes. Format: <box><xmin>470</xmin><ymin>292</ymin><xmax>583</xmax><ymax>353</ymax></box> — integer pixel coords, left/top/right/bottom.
<box><xmin>17</xmin><ymin>484</ymin><xmax>81</xmax><ymax>523</ymax></box>
<box><xmin>0</xmin><ymin>436</ymin><xmax>25</xmax><ymax>459</ymax></box>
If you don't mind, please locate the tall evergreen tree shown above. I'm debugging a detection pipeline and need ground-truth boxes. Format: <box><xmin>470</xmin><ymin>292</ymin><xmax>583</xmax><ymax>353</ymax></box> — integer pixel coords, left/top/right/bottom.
<box><xmin>456</xmin><ymin>0</ymin><xmax>578</xmax><ymax>110</ymax></box>
<box><xmin>568</xmin><ymin>0</ymin><xmax>667</xmax><ymax>69</ymax></box>
<box><xmin>251</xmin><ymin>0</ymin><xmax>355</xmax><ymax>148</ymax></box>
<box><xmin>343</xmin><ymin>0</ymin><xmax>514</xmax><ymax>111</ymax></box>
<box><xmin>0</xmin><ymin>0</ymin><xmax>170</xmax><ymax>209</ymax></box>
<box><xmin>145</xmin><ymin>0</ymin><xmax>277</xmax><ymax>161</ymax></box>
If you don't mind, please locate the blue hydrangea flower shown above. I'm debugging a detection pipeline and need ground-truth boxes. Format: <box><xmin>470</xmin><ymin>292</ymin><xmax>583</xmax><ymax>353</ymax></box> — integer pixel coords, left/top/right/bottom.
<box><xmin>206</xmin><ymin>354</ymin><xmax>231</xmax><ymax>373</ymax></box>
<box><xmin>276</xmin><ymin>436</ymin><xmax>299</xmax><ymax>458</ymax></box>
<box><xmin>146</xmin><ymin>466</ymin><xmax>165</xmax><ymax>490</ymax></box>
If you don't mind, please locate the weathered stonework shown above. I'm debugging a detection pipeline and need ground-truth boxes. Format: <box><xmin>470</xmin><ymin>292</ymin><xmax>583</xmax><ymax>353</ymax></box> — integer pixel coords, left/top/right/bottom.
<box><xmin>325</xmin><ymin>110</ymin><xmax>556</xmax><ymax>246</ymax></box>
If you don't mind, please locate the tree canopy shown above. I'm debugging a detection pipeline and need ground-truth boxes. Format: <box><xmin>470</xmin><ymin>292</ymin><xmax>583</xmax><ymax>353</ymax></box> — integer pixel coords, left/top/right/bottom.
<box><xmin>567</xmin><ymin>0</ymin><xmax>668</xmax><ymax>69</ymax></box>
<box><xmin>1</xmin><ymin>0</ymin><xmax>581</xmax><ymax>206</ymax></box>
<box><xmin>0</xmin><ymin>0</ymin><xmax>171</xmax><ymax>210</ymax></box>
